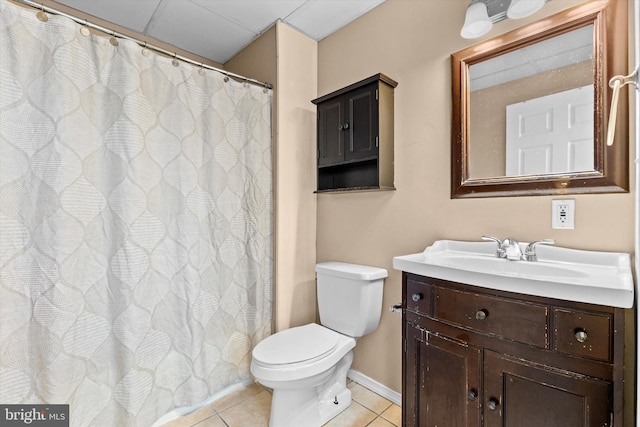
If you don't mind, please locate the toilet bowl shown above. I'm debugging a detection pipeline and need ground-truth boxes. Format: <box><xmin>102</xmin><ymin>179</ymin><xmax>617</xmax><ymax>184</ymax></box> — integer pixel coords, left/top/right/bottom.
<box><xmin>251</xmin><ymin>323</ymin><xmax>356</xmax><ymax>427</ymax></box>
<box><xmin>250</xmin><ymin>262</ymin><xmax>387</xmax><ymax>427</ymax></box>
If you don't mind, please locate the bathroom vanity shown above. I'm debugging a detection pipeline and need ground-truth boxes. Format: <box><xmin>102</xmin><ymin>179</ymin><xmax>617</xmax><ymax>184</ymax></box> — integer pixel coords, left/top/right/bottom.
<box><xmin>394</xmin><ymin>240</ymin><xmax>634</xmax><ymax>427</ymax></box>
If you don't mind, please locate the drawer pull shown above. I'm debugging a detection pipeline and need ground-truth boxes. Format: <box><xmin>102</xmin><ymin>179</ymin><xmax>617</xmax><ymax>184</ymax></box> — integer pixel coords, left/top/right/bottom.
<box><xmin>475</xmin><ymin>309</ymin><xmax>488</xmax><ymax>320</ymax></box>
<box><xmin>467</xmin><ymin>390</ymin><xmax>477</xmax><ymax>401</ymax></box>
<box><xmin>411</xmin><ymin>293</ymin><xmax>423</xmax><ymax>302</ymax></box>
<box><xmin>487</xmin><ymin>398</ymin><xmax>499</xmax><ymax>411</ymax></box>
<box><xmin>575</xmin><ymin>329</ymin><xmax>588</xmax><ymax>343</ymax></box>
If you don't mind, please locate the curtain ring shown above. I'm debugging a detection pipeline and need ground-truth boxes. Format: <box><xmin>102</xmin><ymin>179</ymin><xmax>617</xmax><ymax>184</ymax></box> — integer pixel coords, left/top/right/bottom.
<box><xmin>141</xmin><ymin>41</ymin><xmax>150</xmax><ymax>57</ymax></box>
<box><xmin>80</xmin><ymin>19</ymin><xmax>90</xmax><ymax>37</ymax></box>
<box><xmin>172</xmin><ymin>53</ymin><xmax>179</xmax><ymax>67</ymax></box>
<box><xmin>37</xmin><ymin>3</ymin><xmax>48</xmax><ymax>22</ymax></box>
<box><xmin>198</xmin><ymin>62</ymin><xmax>205</xmax><ymax>76</ymax></box>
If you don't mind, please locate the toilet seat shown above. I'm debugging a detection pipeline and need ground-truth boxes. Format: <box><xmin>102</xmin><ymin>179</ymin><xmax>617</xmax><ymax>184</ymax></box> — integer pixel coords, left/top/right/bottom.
<box><xmin>252</xmin><ymin>323</ymin><xmax>339</xmax><ymax>367</ymax></box>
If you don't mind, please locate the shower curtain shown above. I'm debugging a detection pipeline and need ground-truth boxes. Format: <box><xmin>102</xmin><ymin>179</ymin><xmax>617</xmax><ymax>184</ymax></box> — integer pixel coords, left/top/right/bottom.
<box><xmin>0</xmin><ymin>1</ymin><xmax>273</xmax><ymax>425</ymax></box>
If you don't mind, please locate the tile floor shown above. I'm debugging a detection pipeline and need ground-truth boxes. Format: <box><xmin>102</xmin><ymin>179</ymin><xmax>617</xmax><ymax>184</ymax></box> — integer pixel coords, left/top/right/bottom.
<box><xmin>161</xmin><ymin>380</ymin><xmax>401</xmax><ymax>427</ymax></box>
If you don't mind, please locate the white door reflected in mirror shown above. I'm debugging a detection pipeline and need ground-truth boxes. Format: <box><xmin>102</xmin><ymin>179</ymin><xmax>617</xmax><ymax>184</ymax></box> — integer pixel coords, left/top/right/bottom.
<box><xmin>505</xmin><ymin>85</ymin><xmax>594</xmax><ymax>176</ymax></box>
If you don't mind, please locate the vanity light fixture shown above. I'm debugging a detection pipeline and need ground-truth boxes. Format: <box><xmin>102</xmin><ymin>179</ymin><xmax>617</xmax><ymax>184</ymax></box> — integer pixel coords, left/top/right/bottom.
<box><xmin>460</xmin><ymin>0</ymin><xmax>548</xmax><ymax>39</ymax></box>
<box><xmin>460</xmin><ymin>1</ymin><xmax>492</xmax><ymax>39</ymax></box>
<box><xmin>507</xmin><ymin>0</ymin><xmax>545</xmax><ymax>19</ymax></box>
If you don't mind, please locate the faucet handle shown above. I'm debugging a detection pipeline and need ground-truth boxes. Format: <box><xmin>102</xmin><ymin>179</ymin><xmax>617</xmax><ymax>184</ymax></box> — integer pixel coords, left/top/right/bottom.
<box><xmin>482</xmin><ymin>236</ymin><xmax>505</xmax><ymax>258</ymax></box>
<box><xmin>482</xmin><ymin>235</ymin><xmax>501</xmax><ymax>244</ymax></box>
<box><xmin>524</xmin><ymin>239</ymin><xmax>555</xmax><ymax>261</ymax></box>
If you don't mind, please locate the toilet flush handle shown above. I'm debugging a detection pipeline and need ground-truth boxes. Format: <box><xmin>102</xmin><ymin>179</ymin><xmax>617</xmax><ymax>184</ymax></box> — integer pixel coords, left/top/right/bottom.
<box><xmin>389</xmin><ymin>304</ymin><xmax>402</xmax><ymax>313</ymax></box>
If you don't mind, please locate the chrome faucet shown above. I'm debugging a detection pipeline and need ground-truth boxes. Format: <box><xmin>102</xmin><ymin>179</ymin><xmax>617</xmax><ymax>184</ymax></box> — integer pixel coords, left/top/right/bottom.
<box><xmin>523</xmin><ymin>239</ymin><xmax>555</xmax><ymax>261</ymax></box>
<box><xmin>483</xmin><ymin>236</ymin><xmax>554</xmax><ymax>261</ymax></box>
<box><xmin>483</xmin><ymin>236</ymin><xmax>523</xmax><ymax>260</ymax></box>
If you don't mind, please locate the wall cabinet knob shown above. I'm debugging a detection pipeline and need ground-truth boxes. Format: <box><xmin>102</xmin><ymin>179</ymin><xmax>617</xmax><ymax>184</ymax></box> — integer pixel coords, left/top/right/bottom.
<box><xmin>343</xmin><ymin>122</ymin><xmax>350</xmax><ymax>129</ymax></box>
<box><xmin>467</xmin><ymin>390</ymin><xmax>477</xmax><ymax>401</ymax></box>
<box><xmin>475</xmin><ymin>309</ymin><xmax>488</xmax><ymax>320</ymax></box>
<box><xmin>575</xmin><ymin>329</ymin><xmax>588</xmax><ymax>343</ymax></box>
<box><xmin>411</xmin><ymin>293</ymin><xmax>422</xmax><ymax>302</ymax></box>
<box><xmin>487</xmin><ymin>399</ymin><xmax>499</xmax><ymax>411</ymax></box>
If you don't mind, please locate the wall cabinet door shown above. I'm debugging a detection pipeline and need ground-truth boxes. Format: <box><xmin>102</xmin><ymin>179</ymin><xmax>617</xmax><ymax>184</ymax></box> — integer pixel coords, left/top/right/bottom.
<box><xmin>344</xmin><ymin>83</ymin><xmax>379</xmax><ymax>162</ymax></box>
<box><xmin>483</xmin><ymin>350</ymin><xmax>612</xmax><ymax>427</ymax></box>
<box><xmin>317</xmin><ymin>83</ymin><xmax>379</xmax><ymax>166</ymax></box>
<box><xmin>404</xmin><ymin>324</ymin><xmax>482</xmax><ymax>427</ymax></box>
<box><xmin>317</xmin><ymin>98</ymin><xmax>344</xmax><ymax>166</ymax></box>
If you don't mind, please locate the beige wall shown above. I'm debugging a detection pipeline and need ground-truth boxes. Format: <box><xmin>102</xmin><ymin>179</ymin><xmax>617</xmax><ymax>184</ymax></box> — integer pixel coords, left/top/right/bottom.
<box><xmin>270</xmin><ymin>22</ymin><xmax>318</xmax><ymax>331</ymax></box>
<box><xmin>316</xmin><ymin>0</ymin><xmax>634</xmax><ymax>394</ymax></box>
<box><xmin>228</xmin><ymin>22</ymin><xmax>318</xmax><ymax>332</ymax></box>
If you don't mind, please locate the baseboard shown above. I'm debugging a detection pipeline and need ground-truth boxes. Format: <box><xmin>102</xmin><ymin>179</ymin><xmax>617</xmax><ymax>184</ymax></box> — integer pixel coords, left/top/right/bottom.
<box><xmin>347</xmin><ymin>369</ymin><xmax>402</xmax><ymax>406</ymax></box>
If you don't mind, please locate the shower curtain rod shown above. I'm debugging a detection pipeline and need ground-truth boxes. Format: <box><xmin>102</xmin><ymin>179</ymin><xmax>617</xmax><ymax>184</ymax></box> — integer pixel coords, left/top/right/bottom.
<box><xmin>12</xmin><ymin>0</ymin><xmax>274</xmax><ymax>90</ymax></box>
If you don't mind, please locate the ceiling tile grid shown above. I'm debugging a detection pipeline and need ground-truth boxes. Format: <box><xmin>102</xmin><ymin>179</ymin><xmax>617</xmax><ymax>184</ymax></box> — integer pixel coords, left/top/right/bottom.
<box><xmin>53</xmin><ymin>0</ymin><xmax>386</xmax><ymax>64</ymax></box>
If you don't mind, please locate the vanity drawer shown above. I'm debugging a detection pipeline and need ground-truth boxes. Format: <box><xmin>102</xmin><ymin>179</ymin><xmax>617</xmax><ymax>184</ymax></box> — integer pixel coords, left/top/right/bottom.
<box><xmin>434</xmin><ymin>286</ymin><xmax>549</xmax><ymax>348</ymax></box>
<box><xmin>554</xmin><ymin>308</ymin><xmax>612</xmax><ymax>362</ymax></box>
<box><xmin>405</xmin><ymin>276</ymin><xmax>431</xmax><ymax>315</ymax></box>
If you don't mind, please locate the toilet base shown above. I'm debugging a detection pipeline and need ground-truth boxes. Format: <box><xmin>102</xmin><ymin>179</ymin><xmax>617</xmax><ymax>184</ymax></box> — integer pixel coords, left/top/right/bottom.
<box><xmin>318</xmin><ymin>387</ymin><xmax>351</xmax><ymax>425</ymax></box>
<box><xmin>266</xmin><ymin>350</ymin><xmax>354</xmax><ymax>427</ymax></box>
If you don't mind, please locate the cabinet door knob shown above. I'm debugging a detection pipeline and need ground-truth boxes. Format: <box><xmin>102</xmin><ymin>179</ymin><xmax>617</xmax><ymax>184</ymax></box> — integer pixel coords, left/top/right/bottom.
<box><xmin>487</xmin><ymin>399</ymin><xmax>499</xmax><ymax>411</ymax></box>
<box><xmin>338</xmin><ymin>124</ymin><xmax>343</xmax><ymax>131</ymax></box>
<box><xmin>575</xmin><ymin>329</ymin><xmax>588</xmax><ymax>343</ymax></box>
<box><xmin>475</xmin><ymin>309</ymin><xmax>488</xmax><ymax>320</ymax></box>
<box><xmin>467</xmin><ymin>390</ymin><xmax>477</xmax><ymax>401</ymax></box>
<box><xmin>411</xmin><ymin>293</ymin><xmax>422</xmax><ymax>302</ymax></box>
<box><xmin>343</xmin><ymin>122</ymin><xmax>350</xmax><ymax>130</ymax></box>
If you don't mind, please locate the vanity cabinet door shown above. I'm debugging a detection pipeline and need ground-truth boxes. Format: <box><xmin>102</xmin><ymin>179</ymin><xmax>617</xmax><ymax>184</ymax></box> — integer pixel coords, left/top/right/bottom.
<box><xmin>404</xmin><ymin>322</ymin><xmax>481</xmax><ymax>427</ymax></box>
<box><xmin>483</xmin><ymin>350</ymin><xmax>611</xmax><ymax>427</ymax></box>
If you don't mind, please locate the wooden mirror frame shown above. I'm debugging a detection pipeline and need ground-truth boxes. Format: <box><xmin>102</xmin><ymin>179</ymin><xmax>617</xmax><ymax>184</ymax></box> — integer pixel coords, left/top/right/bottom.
<box><xmin>451</xmin><ymin>0</ymin><xmax>628</xmax><ymax>198</ymax></box>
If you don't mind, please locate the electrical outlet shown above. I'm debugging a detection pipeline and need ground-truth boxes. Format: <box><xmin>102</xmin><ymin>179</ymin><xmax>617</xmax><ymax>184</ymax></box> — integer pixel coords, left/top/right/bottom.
<box><xmin>552</xmin><ymin>199</ymin><xmax>575</xmax><ymax>229</ymax></box>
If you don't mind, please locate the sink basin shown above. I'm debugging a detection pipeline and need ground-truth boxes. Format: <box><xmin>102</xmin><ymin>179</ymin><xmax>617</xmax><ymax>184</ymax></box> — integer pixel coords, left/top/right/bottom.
<box><xmin>393</xmin><ymin>240</ymin><xmax>634</xmax><ymax>308</ymax></box>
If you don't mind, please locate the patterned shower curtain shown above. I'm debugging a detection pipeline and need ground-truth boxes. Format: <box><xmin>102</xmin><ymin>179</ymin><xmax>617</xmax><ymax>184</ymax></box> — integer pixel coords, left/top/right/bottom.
<box><xmin>0</xmin><ymin>1</ymin><xmax>273</xmax><ymax>425</ymax></box>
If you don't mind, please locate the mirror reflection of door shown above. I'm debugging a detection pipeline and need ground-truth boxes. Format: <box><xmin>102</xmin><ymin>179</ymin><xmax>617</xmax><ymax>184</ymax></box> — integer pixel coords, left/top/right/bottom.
<box><xmin>467</xmin><ymin>25</ymin><xmax>594</xmax><ymax>179</ymax></box>
<box><xmin>505</xmin><ymin>85</ymin><xmax>594</xmax><ymax>176</ymax></box>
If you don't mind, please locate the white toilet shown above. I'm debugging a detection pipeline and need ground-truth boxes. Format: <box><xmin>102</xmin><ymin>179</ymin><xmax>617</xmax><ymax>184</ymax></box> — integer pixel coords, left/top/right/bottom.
<box><xmin>250</xmin><ymin>261</ymin><xmax>388</xmax><ymax>427</ymax></box>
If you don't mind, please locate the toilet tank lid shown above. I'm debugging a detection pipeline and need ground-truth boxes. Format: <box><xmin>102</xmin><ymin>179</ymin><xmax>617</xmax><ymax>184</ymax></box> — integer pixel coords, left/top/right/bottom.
<box><xmin>316</xmin><ymin>262</ymin><xmax>388</xmax><ymax>280</ymax></box>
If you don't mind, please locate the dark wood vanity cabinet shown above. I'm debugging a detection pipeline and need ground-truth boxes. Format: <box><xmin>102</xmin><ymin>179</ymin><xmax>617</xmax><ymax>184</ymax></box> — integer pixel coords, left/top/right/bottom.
<box><xmin>312</xmin><ymin>74</ymin><xmax>396</xmax><ymax>192</ymax></box>
<box><xmin>402</xmin><ymin>273</ymin><xmax>628</xmax><ymax>427</ymax></box>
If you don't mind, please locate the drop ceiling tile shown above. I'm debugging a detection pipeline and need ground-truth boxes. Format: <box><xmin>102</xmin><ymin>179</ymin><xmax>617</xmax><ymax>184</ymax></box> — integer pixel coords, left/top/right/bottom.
<box><xmin>54</xmin><ymin>0</ymin><xmax>161</xmax><ymax>33</ymax></box>
<box><xmin>190</xmin><ymin>0</ymin><xmax>305</xmax><ymax>33</ymax></box>
<box><xmin>286</xmin><ymin>0</ymin><xmax>385</xmax><ymax>40</ymax></box>
<box><xmin>147</xmin><ymin>0</ymin><xmax>254</xmax><ymax>63</ymax></box>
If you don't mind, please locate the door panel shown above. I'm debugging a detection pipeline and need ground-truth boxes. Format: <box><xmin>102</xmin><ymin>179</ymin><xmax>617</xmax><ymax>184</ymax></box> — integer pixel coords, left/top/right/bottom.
<box><xmin>484</xmin><ymin>350</ymin><xmax>611</xmax><ymax>427</ymax></box>
<box><xmin>418</xmin><ymin>333</ymin><xmax>482</xmax><ymax>427</ymax></box>
<box><xmin>506</xmin><ymin>85</ymin><xmax>594</xmax><ymax>175</ymax></box>
<box><xmin>318</xmin><ymin>99</ymin><xmax>343</xmax><ymax>166</ymax></box>
<box><xmin>346</xmin><ymin>83</ymin><xmax>379</xmax><ymax>161</ymax></box>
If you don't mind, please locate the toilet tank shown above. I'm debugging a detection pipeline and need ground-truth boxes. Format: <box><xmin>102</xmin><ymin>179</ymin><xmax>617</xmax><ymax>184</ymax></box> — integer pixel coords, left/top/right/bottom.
<box><xmin>316</xmin><ymin>262</ymin><xmax>388</xmax><ymax>338</ymax></box>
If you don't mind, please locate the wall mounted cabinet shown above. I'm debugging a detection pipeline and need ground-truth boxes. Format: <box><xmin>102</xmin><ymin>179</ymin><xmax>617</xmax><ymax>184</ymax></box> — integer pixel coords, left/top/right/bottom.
<box><xmin>402</xmin><ymin>273</ymin><xmax>630</xmax><ymax>427</ymax></box>
<box><xmin>312</xmin><ymin>74</ymin><xmax>397</xmax><ymax>192</ymax></box>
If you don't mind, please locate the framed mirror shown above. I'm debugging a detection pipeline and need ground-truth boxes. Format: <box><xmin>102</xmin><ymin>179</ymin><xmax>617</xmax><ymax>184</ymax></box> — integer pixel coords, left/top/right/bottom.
<box><xmin>451</xmin><ymin>0</ymin><xmax>628</xmax><ymax>198</ymax></box>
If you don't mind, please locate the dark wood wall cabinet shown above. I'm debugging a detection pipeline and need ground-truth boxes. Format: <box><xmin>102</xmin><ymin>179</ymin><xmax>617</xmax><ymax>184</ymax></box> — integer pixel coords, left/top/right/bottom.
<box><xmin>312</xmin><ymin>74</ymin><xmax>397</xmax><ymax>192</ymax></box>
<box><xmin>402</xmin><ymin>272</ymin><xmax>631</xmax><ymax>427</ymax></box>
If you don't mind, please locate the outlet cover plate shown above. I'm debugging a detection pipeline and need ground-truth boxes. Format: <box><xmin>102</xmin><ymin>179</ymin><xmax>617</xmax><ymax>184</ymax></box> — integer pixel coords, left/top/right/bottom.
<box><xmin>552</xmin><ymin>199</ymin><xmax>575</xmax><ymax>229</ymax></box>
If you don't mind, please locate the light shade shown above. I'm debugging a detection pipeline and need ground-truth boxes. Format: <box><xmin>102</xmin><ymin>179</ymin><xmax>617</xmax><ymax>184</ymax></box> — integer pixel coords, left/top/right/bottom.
<box><xmin>460</xmin><ymin>1</ymin><xmax>493</xmax><ymax>39</ymax></box>
<box><xmin>507</xmin><ymin>0</ymin><xmax>545</xmax><ymax>19</ymax></box>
